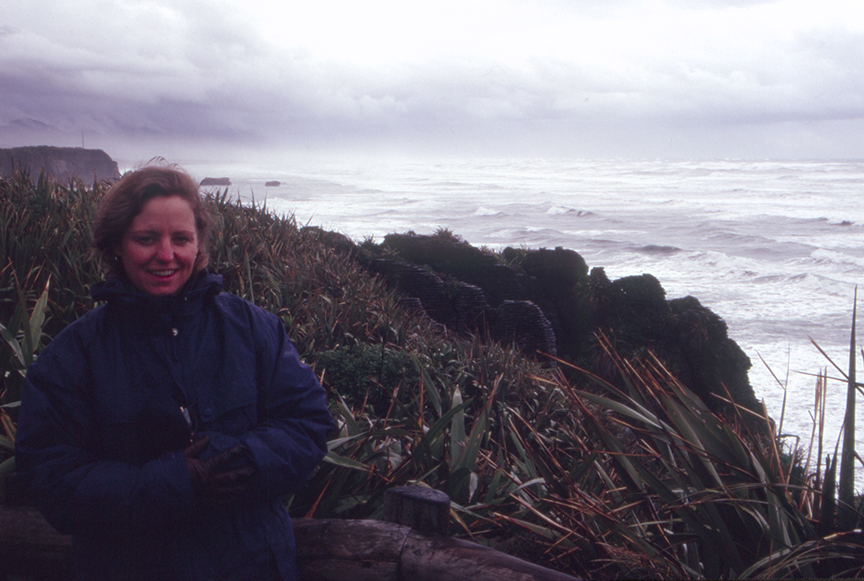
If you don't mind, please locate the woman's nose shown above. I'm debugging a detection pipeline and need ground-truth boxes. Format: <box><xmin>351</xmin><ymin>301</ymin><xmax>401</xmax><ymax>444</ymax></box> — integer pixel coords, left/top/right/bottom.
<box><xmin>155</xmin><ymin>240</ymin><xmax>174</xmax><ymax>261</ymax></box>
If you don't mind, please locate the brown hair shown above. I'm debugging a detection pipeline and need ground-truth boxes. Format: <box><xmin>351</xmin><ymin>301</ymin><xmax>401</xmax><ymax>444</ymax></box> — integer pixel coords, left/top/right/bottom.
<box><xmin>92</xmin><ymin>164</ymin><xmax>214</xmax><ymax>276</ymax></box>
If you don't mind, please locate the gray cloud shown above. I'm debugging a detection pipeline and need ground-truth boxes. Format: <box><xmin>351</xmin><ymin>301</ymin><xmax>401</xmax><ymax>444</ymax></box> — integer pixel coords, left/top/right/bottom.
<box><xmin>2</xmin><ymin>0</ymin><xmax>863</xmax><ymax>161</ymax></box>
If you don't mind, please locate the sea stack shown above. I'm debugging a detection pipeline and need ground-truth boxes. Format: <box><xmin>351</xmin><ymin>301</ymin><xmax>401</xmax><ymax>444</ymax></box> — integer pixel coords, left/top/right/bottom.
<box><xmin>200</xmin><ymin>177</ymin><xmax>231</xmax><ymax>186</ymax></box>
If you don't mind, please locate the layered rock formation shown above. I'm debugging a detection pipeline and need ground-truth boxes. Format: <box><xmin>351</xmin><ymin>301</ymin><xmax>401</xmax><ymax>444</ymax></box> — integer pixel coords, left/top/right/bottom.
<box><xmin>0</xmin><ymin>146</ymin><xmax>119</xmax><ymax>183</ymax></box>
<box><xmin>309</xmin><ymin>228</ymin><xmax>761</xmax><ymax>418</ymax></box>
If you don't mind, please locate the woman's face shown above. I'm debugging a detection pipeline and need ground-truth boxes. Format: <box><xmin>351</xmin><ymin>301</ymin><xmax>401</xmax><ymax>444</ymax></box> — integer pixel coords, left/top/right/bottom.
<box><xmin>117</xmin><ymin>195</ymin><xmax>199</xmax><ymax>296</ymax></box>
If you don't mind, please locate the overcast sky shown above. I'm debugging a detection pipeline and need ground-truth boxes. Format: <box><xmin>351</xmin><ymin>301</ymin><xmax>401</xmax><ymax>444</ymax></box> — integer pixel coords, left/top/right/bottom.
<box><xmin>2</xmin><ymin>0</ymin><xmax>863</xmax><ymax>163</ymax></box>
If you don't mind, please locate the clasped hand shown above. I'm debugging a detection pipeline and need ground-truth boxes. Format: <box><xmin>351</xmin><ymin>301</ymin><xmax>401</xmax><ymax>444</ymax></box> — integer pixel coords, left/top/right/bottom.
<box><xmin>184</xmin><ymin>434</ymin><xmax>256</xmax><ymax>506</ymax></box>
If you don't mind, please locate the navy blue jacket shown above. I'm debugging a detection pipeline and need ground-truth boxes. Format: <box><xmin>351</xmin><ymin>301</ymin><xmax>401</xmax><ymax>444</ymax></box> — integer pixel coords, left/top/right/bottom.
<box><xmin>15</xmin><ymin>272</ymin><xmax>334</xmax><ymax>581</ymax></box>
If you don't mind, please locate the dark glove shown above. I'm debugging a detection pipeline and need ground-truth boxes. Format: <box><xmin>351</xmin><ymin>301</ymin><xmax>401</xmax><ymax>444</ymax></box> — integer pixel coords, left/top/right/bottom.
<box><xmin>184</xmin><ymin>435</ymin><xmax>257</xmax><ymax>506</ymax></box>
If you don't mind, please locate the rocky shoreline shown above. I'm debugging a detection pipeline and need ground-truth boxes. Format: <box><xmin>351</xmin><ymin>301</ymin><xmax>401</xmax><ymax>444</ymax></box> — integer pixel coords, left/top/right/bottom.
<box><xmin>308</xmin><ymin>227</ymin><xmax>762</xmax><ymax>420</ymax></box>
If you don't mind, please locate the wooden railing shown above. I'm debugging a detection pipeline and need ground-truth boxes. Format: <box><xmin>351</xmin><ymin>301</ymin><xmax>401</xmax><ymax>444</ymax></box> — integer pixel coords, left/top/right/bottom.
<box><xmin>0</xmin><ymin>485</ymin><xmax>579</xmax><ymax>581</ymax></box>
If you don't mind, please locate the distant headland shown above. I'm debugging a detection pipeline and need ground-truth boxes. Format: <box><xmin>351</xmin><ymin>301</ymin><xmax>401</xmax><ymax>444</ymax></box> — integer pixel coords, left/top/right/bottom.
<box><xmin>200</xmin><ymin>177</ymin><xmax>232</xmax><ymax>186</ymax></box>
<box><xmin>0</xmin><ymin>146</ymin><xmax>120</xmax><ymax>183</ymax></box>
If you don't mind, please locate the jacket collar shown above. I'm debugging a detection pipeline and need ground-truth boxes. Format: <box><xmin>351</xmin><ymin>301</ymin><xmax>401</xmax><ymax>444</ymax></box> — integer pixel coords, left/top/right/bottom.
<box><xmin>91</xmin><ymin>270</ymin><xmax>223</xmax><ymax>312</ymax></box>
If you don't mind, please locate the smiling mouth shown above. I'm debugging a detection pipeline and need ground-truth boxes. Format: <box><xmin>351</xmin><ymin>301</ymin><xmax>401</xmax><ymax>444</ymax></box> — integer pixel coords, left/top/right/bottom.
<box><xmin>149</xmin><ymin>269</ymin><xmax>178</xmax><ymax>277</ymax></box>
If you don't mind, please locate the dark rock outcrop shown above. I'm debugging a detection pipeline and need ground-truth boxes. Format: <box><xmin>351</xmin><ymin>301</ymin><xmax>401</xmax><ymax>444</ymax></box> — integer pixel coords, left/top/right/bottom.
<box><xmin>492</xmin><ymin>301</ymin><xmax>558</xmax><ymax>360</ymax></box>
<box><xmin>669</xmin><ymin>296</ymin><xmax>760</xmax><ymax>412</ymax></box>
<box><xmin>301</xmin><ymin>227</ymin><xmax>357</xmax><ymax>256</ymax></box>
<box><xmin>265</xmin><ymin>181</ymin><xmax>281</xmax><ymax>187</ymax></box>
<box><xmin>334</xmin><ymin>231</ymin><xmax>759</xmax><ymax>418</ymax></box>
<box><xmin>370</xmin><ymin>258</ymin><xmax>458</xmax><ymax>328</ymax></box>
<box><xmin>0</xmin><ymin>146</ymin><xmax>119</xmax><ymax>183</ymax></box>
<box><xmin>363</xmin><ymin>255</ymin><xmax>559</xmax><ymax>362</ymax></box>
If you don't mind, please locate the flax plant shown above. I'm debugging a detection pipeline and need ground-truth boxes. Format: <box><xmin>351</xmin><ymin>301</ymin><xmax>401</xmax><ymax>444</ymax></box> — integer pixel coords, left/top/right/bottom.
<box><xmin>837</xmin><ymin>287</ymin><xmax>858</xmax><ymax>530</ymax></box>
<box><xmin>503</xmin><ymin>326</ymin><xmax>864</xmax><ymax>579</ymax></box>
<box><xmin>0</xmin><ymin>275</ymin><xmax>51</xmax><ymax>502</ymax></box>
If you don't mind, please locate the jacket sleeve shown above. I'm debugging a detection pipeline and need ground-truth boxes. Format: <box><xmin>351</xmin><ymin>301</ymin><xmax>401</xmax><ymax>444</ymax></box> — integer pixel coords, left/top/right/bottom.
<box><xmin>14</xmin><ymin>331</ymin><xmax>200</xmax><ymax>537</ymax></box>
<box><xmin>236</xmin><ymin>310</ymin><xmax>335</xmax><ymax>498</ymax></box>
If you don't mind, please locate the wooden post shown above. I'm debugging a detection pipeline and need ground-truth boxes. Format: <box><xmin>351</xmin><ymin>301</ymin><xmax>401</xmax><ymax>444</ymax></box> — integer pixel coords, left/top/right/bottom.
<box><xmin>382</xmin><ymin>486</ymin><xmax>450</xmax><ymax>535</ymax></box>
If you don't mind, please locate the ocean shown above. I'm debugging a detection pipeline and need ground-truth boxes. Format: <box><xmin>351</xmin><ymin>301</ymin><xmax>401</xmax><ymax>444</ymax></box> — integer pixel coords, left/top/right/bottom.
<box><xmin>184</xmin><ymin>155</ymin><xmax>864</xmax><ymax>487</ymax></box>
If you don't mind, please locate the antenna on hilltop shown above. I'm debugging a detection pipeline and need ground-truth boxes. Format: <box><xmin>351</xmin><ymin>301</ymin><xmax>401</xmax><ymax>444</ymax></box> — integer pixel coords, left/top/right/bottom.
<box><xmin>82</xmin><ymin>131</ymin><xmax>85</xmax><ymax>149</ymax></box>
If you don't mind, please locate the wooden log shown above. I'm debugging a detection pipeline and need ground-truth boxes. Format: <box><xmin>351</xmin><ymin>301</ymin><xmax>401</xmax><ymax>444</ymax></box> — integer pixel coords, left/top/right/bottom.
<box><xmin>293</xmin><ymin>518</ymin><xmax>409</xmax><ymax>581</ymax></box>
<box><xmin>295</xmin><ymin>519</ymin><xmax>580</xmax><ymax>581</ymax></box>
<box><xmin>0</xmin><ymin>508</ymin><xmax>581</xmax><ymax>581</ymax></box>
<box><xmin>382</xmin><ymin>486</ymin><xmax>450</xmax><ymax>535</ymax></box>
<box><xmin>400</xmin><ymin>530</ymin><xmax>578</xmax><ymax>581</ymax></box>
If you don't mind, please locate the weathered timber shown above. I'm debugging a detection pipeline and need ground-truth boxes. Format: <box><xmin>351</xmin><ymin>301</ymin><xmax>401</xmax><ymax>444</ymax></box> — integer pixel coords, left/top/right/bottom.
<box><xmin>0</xmin><ymin>506</ymin><xmax>580</xmax><ymax>581</ymax></box>
<box><xmin>293</xmin><ymin>519</ymin><xmax>580</xmax><ymax>581</ymax></box>
<box><xmin>293</xmin><ymin>518</ymin><xmax>407</xmax><ymax>581</ymax></box>
<box><xmin>400</xmin><ymin>530</ymin><xmax>579</xmax><ymax>581</ymax></box>
<box><xmin>383</xmin><ymin>486</ymin><xmax>451</xmax><ymax>535</ymax></box>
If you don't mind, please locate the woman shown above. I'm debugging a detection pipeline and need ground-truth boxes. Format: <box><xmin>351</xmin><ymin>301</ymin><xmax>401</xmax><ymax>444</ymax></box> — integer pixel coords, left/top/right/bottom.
<box><xmin>15</xmin><ymin>165</ymin><xmax>335</xmax><ymax>580</ymax></box>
